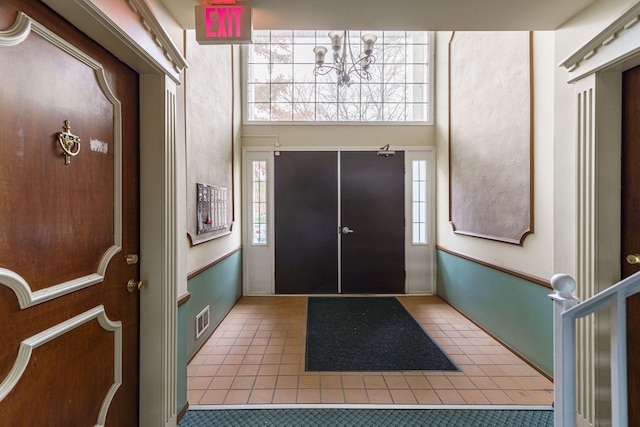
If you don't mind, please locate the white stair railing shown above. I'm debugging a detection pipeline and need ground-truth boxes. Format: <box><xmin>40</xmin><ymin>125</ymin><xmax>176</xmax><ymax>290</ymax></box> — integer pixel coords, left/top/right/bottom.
<box><xmin>550</xmin><ymin>271</ymin><xmax>640</xmax><ymax>427</ymax></box>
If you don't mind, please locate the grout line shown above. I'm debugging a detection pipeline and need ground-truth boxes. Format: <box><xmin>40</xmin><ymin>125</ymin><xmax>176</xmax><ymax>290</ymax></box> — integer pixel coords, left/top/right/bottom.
<box><xmin>189</xmin><ymin>403</ymin><xmax>555</xmax><ymax>411</ymax></box>
<box><xmin>188</xmin><ymin>296</ymin><xmax>553</xmax><ymax>408</ymax></box>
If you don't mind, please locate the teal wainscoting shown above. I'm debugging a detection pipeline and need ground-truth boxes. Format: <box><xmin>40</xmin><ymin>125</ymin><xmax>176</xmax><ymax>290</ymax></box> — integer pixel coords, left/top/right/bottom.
<box><xmin>437</xmin><ymin>249</ymin><xmax>553</xmax><ymax>376</ymax></box>
<box><xmin>186</xmin><ymin>250</ymin><xmax>243</xmax><ymax>359</ymax></box>
<box><xmin>177</xmin><ymin>301</ymin><xmax>188</xmax><ymax>414</ymax></box>
<box><xmin>177</xmin><ymin>249</ymin><xmax>243</xmax><ymax>415</ymax></box>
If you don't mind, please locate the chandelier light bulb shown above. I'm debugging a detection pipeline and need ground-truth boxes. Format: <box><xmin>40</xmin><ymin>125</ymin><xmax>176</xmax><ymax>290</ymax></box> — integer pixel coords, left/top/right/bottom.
<box><xmin>313</xmin><ymin>46</ymin><xmax>328</xmax><ymax>66</ymax></box>
<box><xmin>329</xmin><ymin>31</ymin><xmax>343</xmax><ymax>52</ymax></box>
<box><xmin>362</xmin><ymin>33</ymin><xmax>377</xmax><ymax>55</ymax></box>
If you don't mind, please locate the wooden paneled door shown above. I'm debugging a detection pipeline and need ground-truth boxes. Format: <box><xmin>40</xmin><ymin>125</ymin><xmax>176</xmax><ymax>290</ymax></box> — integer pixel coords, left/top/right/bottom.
<box><xmin>0</xmin><ymin>1</ymin><xmax>140</xmax><ymax>426</ymax></box>
<box><xmin>622</xmin><ymin>64</ymin><xmax>640</xmax><ymax>426</ymax></box>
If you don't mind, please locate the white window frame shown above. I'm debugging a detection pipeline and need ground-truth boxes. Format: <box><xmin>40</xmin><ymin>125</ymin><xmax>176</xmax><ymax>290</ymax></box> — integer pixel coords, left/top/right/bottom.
<box><xmin>243</xmin><ymin>149</ymin><xmax>275</xmax><ymax>295</ymax></box>
<box><xmin>411</xmin><ymin>159</ymin><xmax>429</xmax><ymax>245</ymax></box>
<box><xmin>243</xmin><ymin>146</ymin><xmax>436</xmax><ymax>296</ymax></box>
<box><xmin>405</xmin><ymin>149</ymin><xmax>436</xmax><ymax>294</ymax></box>
<box><xmin>250</xmin><ymin>160</ymin><xmax>268</xmax><ymax>246</ymax></box>
<box><xmin>242</xmin><ymin>30</ymin><xmax>435</xmax><ymax>125</ymax></box>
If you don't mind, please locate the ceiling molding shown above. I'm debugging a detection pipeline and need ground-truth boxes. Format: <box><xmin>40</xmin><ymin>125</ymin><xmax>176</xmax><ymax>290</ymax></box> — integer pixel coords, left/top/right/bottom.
<box><xmin>559</xmin><ymin>1</ymin><xmax>640</xmax><ymax>74</ymax></box>
<box><xmin>42</xmin><ymin>0</ymin><xmax>188</xmax><ymax>82</ymax></box>
<box><xmin>125</xmin><ymin>0</ymin><xmax>188</xmax><ymax>73</ymax></box>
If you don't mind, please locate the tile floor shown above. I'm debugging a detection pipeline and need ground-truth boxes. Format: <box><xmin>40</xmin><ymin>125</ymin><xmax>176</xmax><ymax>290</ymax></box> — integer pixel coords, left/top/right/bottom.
<box><xmin>186</xmin><ymin>296</ymin><xmax>554</xmax><ymax>406</ymax></box>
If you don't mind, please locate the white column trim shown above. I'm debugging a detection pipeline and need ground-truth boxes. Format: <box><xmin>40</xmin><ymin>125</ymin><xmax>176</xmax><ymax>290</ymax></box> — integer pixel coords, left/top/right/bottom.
<box><xmin>561</xmin><ymin>4</ymin><xmax>637</xmax><ymax>423</ymax></box>
<box><xmin>139</xmin><ymin>74</ymin><xmax>179</xmax><ymax>427</ymax></box>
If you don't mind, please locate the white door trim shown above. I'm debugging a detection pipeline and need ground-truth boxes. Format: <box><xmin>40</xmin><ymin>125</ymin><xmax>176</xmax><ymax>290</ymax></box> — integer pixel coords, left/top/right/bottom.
<box><xmin>242</xmin><ymin>145</ymin><xmax>436</xmax><ymax>295</ymax></box>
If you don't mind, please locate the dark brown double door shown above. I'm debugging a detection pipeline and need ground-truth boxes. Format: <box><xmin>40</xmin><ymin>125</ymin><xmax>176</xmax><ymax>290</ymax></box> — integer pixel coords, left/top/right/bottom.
<box><xmin>274</xmin><ymin>151</ymin><xmax>405</xmax><ymax>294</ymax></box>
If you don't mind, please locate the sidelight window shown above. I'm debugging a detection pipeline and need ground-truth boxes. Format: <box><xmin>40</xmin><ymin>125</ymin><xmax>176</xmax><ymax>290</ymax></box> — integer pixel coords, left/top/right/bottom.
<box><xmin>412</xmin><ymin>160</ymin><xmax>427</xmax><ymax>244</ymax></box>
<box><xmin>252</xmin><ymin>160</ymin><xmax>268</xmax><ymax>244</ymax></box>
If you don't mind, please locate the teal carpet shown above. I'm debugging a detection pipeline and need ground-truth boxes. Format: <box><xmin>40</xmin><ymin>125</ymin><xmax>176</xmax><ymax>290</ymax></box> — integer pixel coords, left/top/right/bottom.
<box><xmin>178</xmin><ymin>408</ymin><xmax>554</xmax><ymax>426</ymax></box>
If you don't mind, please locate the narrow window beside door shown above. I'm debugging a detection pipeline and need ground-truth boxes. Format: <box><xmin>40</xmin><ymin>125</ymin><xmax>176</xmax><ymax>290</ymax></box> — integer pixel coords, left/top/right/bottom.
<box><xmin>412</xmin><ymin>160</ymin><xmax>427</xmax><ymax>244</ymax></box>
<box><xmin>252</xmin><ymin>160</ymin><xmax>268</xmax><ymax>244</ymax></box>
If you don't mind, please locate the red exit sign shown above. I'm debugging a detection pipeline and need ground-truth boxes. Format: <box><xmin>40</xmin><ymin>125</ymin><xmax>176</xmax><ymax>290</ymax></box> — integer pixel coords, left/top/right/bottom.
<box><xmin>195</xmin><ymin>4</ymin><xmax>253</xmax><ymax>44</ymax></box>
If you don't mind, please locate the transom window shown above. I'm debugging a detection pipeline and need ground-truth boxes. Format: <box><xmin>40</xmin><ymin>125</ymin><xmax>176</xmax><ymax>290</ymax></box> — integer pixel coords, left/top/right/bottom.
<box><xmin>244</xmin><ymin>30</ymin><xmax>433</xmax><ymax>123</ymax></box>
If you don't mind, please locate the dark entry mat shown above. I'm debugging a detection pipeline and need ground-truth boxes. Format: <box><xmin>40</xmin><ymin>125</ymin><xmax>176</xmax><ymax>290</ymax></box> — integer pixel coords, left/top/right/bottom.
<box><xmin>305</xmin><ymin>297</ymin><xmax>458</xmax><ymax>372</ymax></box>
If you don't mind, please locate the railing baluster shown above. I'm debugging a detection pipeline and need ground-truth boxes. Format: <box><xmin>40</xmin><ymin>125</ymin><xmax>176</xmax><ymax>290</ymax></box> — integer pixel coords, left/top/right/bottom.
<box><xmin>550</xmin><ymin>271</ymin><xmax>640</xmax><ymax>426</ymax></box>
<box><xmin>550</xmin><ymin>274</ymin><xmax>580</xmax><ymax>427</ymax></box>
<box><xmin>611</xmin><ymin>291</ymin><xmax>628</xmax><ymax>427</ymax></box>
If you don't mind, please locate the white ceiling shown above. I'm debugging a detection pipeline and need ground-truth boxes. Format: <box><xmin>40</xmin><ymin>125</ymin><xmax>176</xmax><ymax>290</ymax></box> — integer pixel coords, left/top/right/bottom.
<box><xmin>160</xmin><ymin>0</ymin><xmax>595</xmax><ymax>31</ymax></box>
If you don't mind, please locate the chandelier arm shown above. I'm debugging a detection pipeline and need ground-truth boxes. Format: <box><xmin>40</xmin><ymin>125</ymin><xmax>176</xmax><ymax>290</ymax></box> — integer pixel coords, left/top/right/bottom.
<box><xmin>313</xmin><ymin>65</ymin><xmax>341</xmax><ymax>76</ymax></box>
<box><xmin>312</xmin><ymin>30</ymin><xmax>377</xmax><ymax>87</ymax></box>
<box><xmin>347</xmin><ymin>54</ymin><xmax>376</xmax><ymax>80</ymax></box>
<box><xmin>346</xmin><ymin>32</ymin><xmax>358</xmax><ymax>71</ymax></box>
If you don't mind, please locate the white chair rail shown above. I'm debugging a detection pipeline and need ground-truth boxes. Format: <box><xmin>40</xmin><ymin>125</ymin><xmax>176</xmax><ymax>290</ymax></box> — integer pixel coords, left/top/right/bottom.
<box><xmin>550</xmin><ymin>271</ymin><xmax>640</xmax><ymax>427</ymax></box>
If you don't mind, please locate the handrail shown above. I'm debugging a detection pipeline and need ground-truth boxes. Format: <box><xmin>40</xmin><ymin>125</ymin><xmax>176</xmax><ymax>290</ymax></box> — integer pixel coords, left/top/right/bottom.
<box><xmin>549</xmin><ymin>271</ymin><xmax>640</xmax><ymax>427</ymax></box>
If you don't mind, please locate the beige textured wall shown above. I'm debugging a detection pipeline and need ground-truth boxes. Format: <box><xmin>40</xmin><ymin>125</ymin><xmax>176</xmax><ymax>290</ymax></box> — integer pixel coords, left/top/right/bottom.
<box><xmin>435</xmin><ymin>31</ymin><xmax>556</xmax><ymax>281</ymax></box>
<box><xmin>185</xmin><ymin>40</ymin><xmax>243</xmax><ymax>275</ymax></box>
<box><xmin>448</xmin><ymin>31</ymin><xmax>532</xmax><ymax>244</ymax></box>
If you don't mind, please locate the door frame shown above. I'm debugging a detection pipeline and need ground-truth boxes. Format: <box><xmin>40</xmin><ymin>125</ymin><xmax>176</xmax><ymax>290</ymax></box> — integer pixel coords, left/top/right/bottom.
<box><xmin>243</xmin><ymin>146</ymin><xmax>436</xmax><ymax>296</ymax></box>
<box><xmin>40</xmin><ymin>1</ymin><xmax>188</xmax><ymax>426</ymax></box>
<box><xmin>558</xmin><ymin>3</ymin><xmax>640</xmax><ymax>425</ymax></box>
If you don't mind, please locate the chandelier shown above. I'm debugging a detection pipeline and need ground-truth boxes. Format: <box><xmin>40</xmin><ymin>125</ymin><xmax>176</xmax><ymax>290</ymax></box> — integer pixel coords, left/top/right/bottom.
<box><xmin>313</xmin><ymin>31</ymin><xmax>377</xmax><ymax>87</ymax></box>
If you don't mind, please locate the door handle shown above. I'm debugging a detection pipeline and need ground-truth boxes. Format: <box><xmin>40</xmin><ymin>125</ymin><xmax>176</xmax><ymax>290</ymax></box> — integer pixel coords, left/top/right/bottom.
<box><xmin>341</xmin><ymin>226</ymin><xmax>354</xmax><ymax>234</ymax></box>
<box><xmin>627</xmin><ymin>254</ymin><xmax>640</xmax><ymax>265</ymax></box>
<box><xmin>127</xmin><ymin>279</ymin><xmax>144</xmax><ymax>293</ymax></box>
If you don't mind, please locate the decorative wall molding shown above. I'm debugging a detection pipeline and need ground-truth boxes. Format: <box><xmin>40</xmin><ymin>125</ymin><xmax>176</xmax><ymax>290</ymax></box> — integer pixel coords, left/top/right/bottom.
<box><xmin>0</xmin><ymin>12</ymin><xmax>123</xmax><ymax>308</ymax></box>
<box><xmin>448</xmin><ymin>31</ymin><xmax>533</xmax><ymax>245</ymax></box>
<box><xmin>560</xmin><ymin>1</ymin><xmax>640</xmax><ymax>82</ymax></box>
<box><xmin>187</xmin><ymin>247</ymin><xmax>242</xmax><ymax>280</ymax></box>
<box><xmin>0</xmin><ymin>305</ymin><xmax>122</xmax><ymax>427</ymax></box>
<box><xmin>0</xmin><ymin>269</ymin><xmax>104</xmax><ymax>309</ymax></box>
<box><xmin>0</xmin><ymin>10</ymin><xmax>30</xmax><ymax>46</ymax></box>
<box><xmin>124</xmin><ymin>0</ymin><xmax>188</xmax><ymax>74</ymax></box>
<box><xmin>42</xmin><ymin>0</ymin><xmax>188</xmax><ymax>83</ymax></box>
<box><xmin>436</xmin><ymin>246</ymin><xmax>551</xmax><ymax>289</ymax></box>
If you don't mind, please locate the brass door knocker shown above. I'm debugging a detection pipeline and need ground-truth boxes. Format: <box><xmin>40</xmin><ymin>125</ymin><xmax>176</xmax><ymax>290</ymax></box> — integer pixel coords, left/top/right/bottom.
<box><xmin>58</xmin><ymin>120</ymin><xmax>80</xmax><ymax>165</ymax></box>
